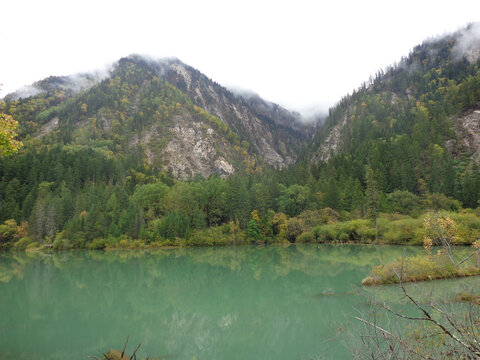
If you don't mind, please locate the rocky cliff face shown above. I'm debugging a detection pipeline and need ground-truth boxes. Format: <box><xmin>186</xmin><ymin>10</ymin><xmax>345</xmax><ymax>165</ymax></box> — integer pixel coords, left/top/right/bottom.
<box><xmin>148</xmin><ymin>57</ymin><xmax>311</xmax><ymax>168</ymax></box>
<box><xmin>310</xmin><ymin>111</ymin><xmax>348</xmax><ymax>163</ymax></box>
<box><xmin>448</xmin><ymin>110</ymin><xmax>480</xmax><ymax>164</ymax></box>
<box><xmin>138</xmin><ymin>110</ymin><xmax>247</xmax><ymax>180</ymax></box>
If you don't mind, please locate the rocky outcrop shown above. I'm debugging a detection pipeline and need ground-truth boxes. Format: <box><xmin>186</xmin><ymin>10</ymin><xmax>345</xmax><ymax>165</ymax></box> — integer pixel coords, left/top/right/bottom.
<box><xmin>130</xmin><ymin>110</ymin><xmax>239</xmax><ymax>180</ymax></box>
<box><xmin>311</xmin><ymin>111</ymin><xmax>349</xmax><ymax>163</ymax></box>
<box><xmin>149</xmin><ymin>58</ymin><xmax>310</xmax><ymax>168</ymax></box>
<box><xmin>35</xmin><ymin>116</ymin><xmax>59</xmax><ymax>138</ymax></box>
<box><xmin>161</xmin><ymin>114</ymin><xmax>230</xmax><ymax>179</ymax></box>
<box><xmin>449</xmin><ymin>110</ymin><xmax>480</xmax><ymax>163</ymax></box>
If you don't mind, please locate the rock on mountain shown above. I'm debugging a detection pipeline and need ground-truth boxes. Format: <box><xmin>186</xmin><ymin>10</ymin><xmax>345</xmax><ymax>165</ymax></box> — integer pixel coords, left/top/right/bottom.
<box><xmin>449</xmin><ymin>110</ymin><xmax>480</xmax><ymax>164</ymax></box>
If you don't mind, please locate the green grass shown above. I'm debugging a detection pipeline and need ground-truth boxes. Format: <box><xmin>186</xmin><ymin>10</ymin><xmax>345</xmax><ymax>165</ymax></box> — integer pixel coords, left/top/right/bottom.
<box><xmin>362</xmin><ymin>253</ymin><xmax>480</xmax><ymax>286</ymax></box>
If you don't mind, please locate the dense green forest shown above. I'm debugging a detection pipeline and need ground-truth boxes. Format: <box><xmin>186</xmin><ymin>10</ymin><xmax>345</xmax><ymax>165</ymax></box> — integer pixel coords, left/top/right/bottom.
<box><xmin>310</xmin><ymin>28</ymin><xmax>480</xmax><ymax>207</ymax></box>
<box><xmin>1</xmin><ymin>27</ymin><xmax>480</xmax><ymax>251</ymax></box>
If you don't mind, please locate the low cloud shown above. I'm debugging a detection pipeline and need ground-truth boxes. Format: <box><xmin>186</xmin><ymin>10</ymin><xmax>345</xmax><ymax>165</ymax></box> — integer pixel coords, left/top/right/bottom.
<box><xmin>453</xmin><ymin>22</ymin><xmax>480</xmax><ymax>62</ymax></box>
<box><xmin>227</xmin><ymin>85</ymin><xmax>260</xmax><ymax>99</ymax></box>
<box><xmin>4</xmin><ymin>64</ymin><xmax>113</xmax><ymax>101</ymax></box>
<box><xmin>297</xmin><ymin>106</ymin><xmax>328</xmax><ymax>124</ymax></box>
<box><xmin>122</xmin><ymin>54</ymin><xmax>182</xmax><ymax>78</ymax></box>
<box><xmin>7</xmin><ymin>85</ymin><xmax>43</xmax><ymax>100</ymax></box>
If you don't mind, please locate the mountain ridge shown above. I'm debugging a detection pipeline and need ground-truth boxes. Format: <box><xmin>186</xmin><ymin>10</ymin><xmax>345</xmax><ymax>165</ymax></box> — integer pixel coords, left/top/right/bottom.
<box><xmin>3</xmin><ymin>55</ymin><xmax>312</xmax><ymax>179</ymax></box>
<box><xmin>307</xmin><ymin>22</ymin><xmax>480</xmax><ymax>208</ymax></box>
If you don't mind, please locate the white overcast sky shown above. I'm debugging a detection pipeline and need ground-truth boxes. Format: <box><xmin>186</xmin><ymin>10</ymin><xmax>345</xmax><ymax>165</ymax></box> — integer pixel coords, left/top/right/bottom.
<box><xmin>1</xmin><ymin>0</ymin><xmax>479</xmax><ymax>116</ymax></box>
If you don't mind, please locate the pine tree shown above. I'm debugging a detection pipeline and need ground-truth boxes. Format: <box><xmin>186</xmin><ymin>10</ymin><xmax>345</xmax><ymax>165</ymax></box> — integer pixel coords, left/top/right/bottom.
<box><xmin>365</xmin><ymin>166</ymin><xmax>380</xmax><ymax>238</ymax></box>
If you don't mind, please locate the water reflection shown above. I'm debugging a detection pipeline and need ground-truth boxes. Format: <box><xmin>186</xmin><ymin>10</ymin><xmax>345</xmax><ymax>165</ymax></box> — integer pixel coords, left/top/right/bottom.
<box><xmin>0</xmin><ymin>245</ymin><xmax>430</xmax><ymax>360</ymax></box>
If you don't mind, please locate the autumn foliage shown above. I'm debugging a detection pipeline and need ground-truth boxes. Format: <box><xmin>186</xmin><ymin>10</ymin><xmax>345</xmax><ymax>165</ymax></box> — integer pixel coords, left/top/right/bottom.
<box><xmin>0</xmin><ymin>107</ymin><xmax>22</xmax><ymax>156</ymax></box>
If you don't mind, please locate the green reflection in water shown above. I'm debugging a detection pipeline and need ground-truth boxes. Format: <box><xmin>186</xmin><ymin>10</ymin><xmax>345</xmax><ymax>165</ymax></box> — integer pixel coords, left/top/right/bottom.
<box><xmin>0</xmin><ymin>245</ymin><xmax>444</xmax><ymax>360</ymax></box>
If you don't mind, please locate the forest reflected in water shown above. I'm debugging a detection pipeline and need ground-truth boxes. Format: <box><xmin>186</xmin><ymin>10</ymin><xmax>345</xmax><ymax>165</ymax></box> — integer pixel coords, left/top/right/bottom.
<box><xmin>1</xmin><ymin>244</ymin><xmax>476</xmax><ymax>360</ymax></box>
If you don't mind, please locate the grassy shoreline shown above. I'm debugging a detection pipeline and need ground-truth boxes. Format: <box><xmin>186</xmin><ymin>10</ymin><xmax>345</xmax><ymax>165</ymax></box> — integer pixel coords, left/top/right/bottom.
<box><xmin>362</xmin><ymin>250</ymin><xmax>480</xmax><ymax>286</ymax></box>
<box><xmin>2</xmin><ymin>209</ymin><xmax>479</xmax><ymax>252</ymax></box>
<box><xmin>362</xmin><ymin>264</ymin><xmax>480</xmax><ymax>286</ymax></box>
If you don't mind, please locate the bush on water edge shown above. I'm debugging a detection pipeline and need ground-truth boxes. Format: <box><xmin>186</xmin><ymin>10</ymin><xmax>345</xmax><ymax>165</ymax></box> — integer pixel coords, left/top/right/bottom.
<box><xmin>362</xmin><ymin>211</ymin><xmax>480</xmax><ymax>286</ymax></box>
<box><xmin>1</xmin><ymin>209</ymin><xmax>479</xmax><ymax>251</ymax></box>
<box><xmin>296</xmin><ymin>210</ymin><xmax>480</xmax><ymax>245</ymax></box>
<box><xmin>362</xmin><ymin>253</ymin><xmax>480</xmax><ymax>286</ymax></box>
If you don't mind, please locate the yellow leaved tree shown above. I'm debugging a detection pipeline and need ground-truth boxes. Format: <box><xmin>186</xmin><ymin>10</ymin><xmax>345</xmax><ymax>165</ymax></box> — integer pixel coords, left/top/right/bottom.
<box><xmin>0</xmin><ymin>84</ymin><xmax>22</xmax><ymax>156</ymax></box>
<box><xmin>0</xmin><ymin>112</ymin><xmax>22</xmax><ymax>156</ymax></box>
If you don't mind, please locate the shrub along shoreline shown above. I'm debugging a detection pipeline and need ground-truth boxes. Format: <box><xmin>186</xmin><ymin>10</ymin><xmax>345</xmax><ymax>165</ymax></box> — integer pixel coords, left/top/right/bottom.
<box><xmin>2</xmin><ymin>208</ymin><xmax>479</xmax><ymax>252</ymax></box>
<box><xmin>361</xmin><ymin>253</ymin><xmax>480</xmax><ymax>286</ymax></box>
<box><xmin>361</xmin><ymin>210</ymin><xmax>480</xmax><ymax>286</ymax></box>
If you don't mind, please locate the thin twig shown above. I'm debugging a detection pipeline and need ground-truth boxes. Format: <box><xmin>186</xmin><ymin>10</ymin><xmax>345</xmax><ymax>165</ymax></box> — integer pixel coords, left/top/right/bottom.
<box><xmin>432</xmin><ymin>303</ymin><xmax>480</xmax><ymax>349</ymax></box>
<box><xmin>354</xmin><ymin>316</ymin><xmax>435</xmax><ymax>360</ymax></box>
<box><xmin>457</xmin><ymin>252</ymin><xmax>476</xmax><ymax>268</ymax></box>
<box><xmin>129</xmin><ymin>343</ymin><xmax>142</xmax><ymax>360</ymax></box>
<box><xmin>122</xmin><ymin>336</ymin><xmax>129</xmax><ymax>359</ymax></box>
<box><xmin>399</xmin><ymin>280</ymin><xmax>480</xmax><ymax>356</ymax></box>
<box><xmin>355</xmin><ymin>316</ymin><xmax>396</xmax><ymax>338</ymax></box>
<box><xmin>381</xmin><ymin>301</ymin><xmax>428</xmax><ymax>321</ymax></box>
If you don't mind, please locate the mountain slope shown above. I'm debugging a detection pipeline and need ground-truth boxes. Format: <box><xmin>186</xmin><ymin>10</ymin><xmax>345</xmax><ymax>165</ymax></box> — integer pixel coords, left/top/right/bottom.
<box><xmin>308</xmin><ymin>23</ymin><xmax>480</xmax><ymax>208</ymax></box>
<box><xmin>133</xmin><ymin>56</ymin><xmax>311</xmax><ymax>166</ymax></box>
<box><xmin>4</xmin><ymin>56</ymin><xmax>310</xmax><ymax>179</ymax></box>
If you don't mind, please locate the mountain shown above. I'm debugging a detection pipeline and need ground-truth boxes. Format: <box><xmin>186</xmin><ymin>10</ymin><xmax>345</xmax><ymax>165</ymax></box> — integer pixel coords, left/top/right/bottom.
<box><xmin>308</xmin><ymin>23</ymin><xmax>480</xmax><ymax>208</ymax></box>
<box><xmin>1</xmin><ymin>26</ymin><xmax>480</xmax><ymax>249</ymax></box>
<box><xmin>143</xmin><ymin>56</ymin><xmax>312</xmax><ymax>167</ymax></box>
<box><xmin>4</xmin><ymin>56</ymin><xmax>311</xmax><ymax>179</ymax></box>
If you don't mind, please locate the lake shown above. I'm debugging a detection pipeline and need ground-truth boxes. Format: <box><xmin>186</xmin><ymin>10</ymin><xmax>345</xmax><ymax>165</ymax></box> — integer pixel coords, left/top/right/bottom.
<box><xmin>0</xmin><ymin>245</ymin><xmax>478</xmax><ymax>360</ymax></box>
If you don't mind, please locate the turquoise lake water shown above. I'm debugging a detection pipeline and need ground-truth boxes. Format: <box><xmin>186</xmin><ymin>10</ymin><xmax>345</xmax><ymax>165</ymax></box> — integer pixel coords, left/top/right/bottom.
<box><xmin>0</xmin><ymin>245</ymin><xmax>477</xmax><ymax>360</ymax></box>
